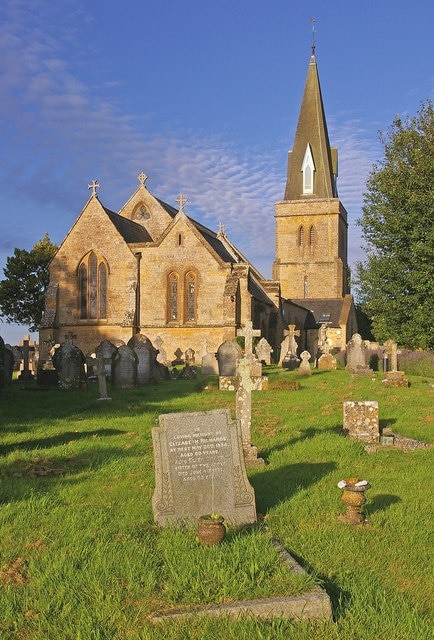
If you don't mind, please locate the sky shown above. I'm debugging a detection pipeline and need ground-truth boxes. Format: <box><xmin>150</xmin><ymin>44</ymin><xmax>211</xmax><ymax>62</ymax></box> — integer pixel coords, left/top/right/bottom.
<box><xmin>0</xmin><ymin>0</ymin><xmax>433</xmax><ymax>345</ymax></box>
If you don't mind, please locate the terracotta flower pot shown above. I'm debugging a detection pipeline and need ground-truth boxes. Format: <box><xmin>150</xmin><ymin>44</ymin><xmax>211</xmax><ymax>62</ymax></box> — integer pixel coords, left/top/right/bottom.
<box><xmin>197</xmin><ymin>515</ymin><xmax>226</xmax><ymax>546</ymax></box>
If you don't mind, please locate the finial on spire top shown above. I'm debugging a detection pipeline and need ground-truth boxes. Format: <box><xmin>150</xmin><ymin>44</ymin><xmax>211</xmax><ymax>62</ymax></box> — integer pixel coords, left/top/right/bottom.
<box><xmin>88</xmin><ymin>179</ymin><xmax>100</xmax><ymax>197</ymax></box>
<box><xmin>310</xmin><ymin>17</ymin><xmax>316</xmax><ymax>56</ymax></box>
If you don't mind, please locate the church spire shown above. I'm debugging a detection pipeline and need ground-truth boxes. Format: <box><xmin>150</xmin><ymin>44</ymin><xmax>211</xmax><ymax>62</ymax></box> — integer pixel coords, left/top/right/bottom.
<box><xmin>284</xmin><ymin>50</ymin><xmax>338</xmax><ymax>200</ymax></box>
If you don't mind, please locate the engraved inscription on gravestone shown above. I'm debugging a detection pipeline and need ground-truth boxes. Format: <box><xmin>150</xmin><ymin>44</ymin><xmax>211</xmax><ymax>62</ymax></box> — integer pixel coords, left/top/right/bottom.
<box><xmin>152</xmin><ymin>409</ymin><xmax>257</xmax><ymax>526</ymax></box>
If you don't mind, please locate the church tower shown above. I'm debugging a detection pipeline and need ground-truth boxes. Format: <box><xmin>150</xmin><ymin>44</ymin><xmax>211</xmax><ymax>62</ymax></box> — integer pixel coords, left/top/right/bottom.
<box><xmin>273</xmin><ymin>50</ymin><xmax>349</xmax><ymax>300</ymax></box>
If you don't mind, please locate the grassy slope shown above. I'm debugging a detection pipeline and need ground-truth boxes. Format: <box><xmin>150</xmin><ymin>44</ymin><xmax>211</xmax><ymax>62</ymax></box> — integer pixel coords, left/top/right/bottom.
<box><xmin>0</xmin><ymin>368</ymin><xmax>433</xmax><ymax>639</ymax></box>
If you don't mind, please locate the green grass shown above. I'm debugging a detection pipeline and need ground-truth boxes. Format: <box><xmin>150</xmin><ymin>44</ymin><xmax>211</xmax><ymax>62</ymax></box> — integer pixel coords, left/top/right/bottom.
<box><xmin>0</xmin><ymin>367</ymin><xmax>433</xmax><ymax>639</ymax></box>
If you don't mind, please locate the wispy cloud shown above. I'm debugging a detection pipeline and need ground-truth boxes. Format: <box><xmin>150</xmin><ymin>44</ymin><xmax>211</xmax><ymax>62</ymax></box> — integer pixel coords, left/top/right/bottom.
<box><xmin>0</xmin><ymin>0</ymin><xmax>376</xmax><ymax>282</ymax></box>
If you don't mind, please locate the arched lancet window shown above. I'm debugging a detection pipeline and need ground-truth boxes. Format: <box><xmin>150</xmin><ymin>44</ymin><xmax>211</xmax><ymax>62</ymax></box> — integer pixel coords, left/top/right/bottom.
<box><xmin>298</xmin><ymin>225</ymin><xmax>305</xmax><ymax>246</ymax></box>
<box><xmin>301</xmin><ymin>144</ymin><xmax>315</xmax><ymax>194</ymax></box>
<box><xmin>309</xmin><ymin>225</ymin><xmax>315</xmax><ymax>246</ymax></box>
<box><xmin>185</xmin><ymin>271</ymin><xmax>197</xmax><ymax>322</ymax></box>
<box><xmin>79</xmin><ymin>251</ymin><xmax>108</xmax><ymax>320</ymax></box>
<box><xmin>168</xmin><ymin>272</ymin><xmax>179</xmax><ymax>322</ymax></box>
<box><xmin>304</xmin><ymin>275</ymin><xmax>308</xmax><ymax>299</ymax></box>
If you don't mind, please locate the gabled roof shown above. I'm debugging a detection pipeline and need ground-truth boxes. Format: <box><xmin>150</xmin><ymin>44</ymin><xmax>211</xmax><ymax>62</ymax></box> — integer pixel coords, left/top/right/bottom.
<box><xmin>284</xmin><ymin>53</ymin><xmax>338</xmax><ymax>200</ymax></box>
<box><xmin>104</xmin><ymin>206</ymin><xmax>153</xmax><ymax>243</ymax></box>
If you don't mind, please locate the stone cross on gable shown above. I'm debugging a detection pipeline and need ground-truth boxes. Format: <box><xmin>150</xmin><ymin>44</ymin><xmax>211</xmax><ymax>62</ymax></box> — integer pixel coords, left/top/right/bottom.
<box><xmin>88</xmin><ymin>179</ymin><xmax>100</xmax><ymax>197</ymax></box>
<box><xmin>218</xmin><ymin>221</ymin><xmax>226</xmax><ymax>236</ymax></box>
<box><xmin>237</xmin><ymin>321</ymin><xmax>261</xmax><ymax>359</ymax></box>
<box><xmin>176</xmin><ymin>193</ymin><xmax>188</xmax><ymax>213</ymax></box>
<box><xmin>137</xmin><ymin>172</ymin><xmax>148</xmax><ymax>186</ymax></box>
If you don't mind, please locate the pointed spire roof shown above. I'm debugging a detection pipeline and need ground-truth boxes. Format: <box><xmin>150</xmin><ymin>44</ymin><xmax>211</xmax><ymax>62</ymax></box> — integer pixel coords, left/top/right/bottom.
<box><xmin>284</xmin><ymin>52</ymin><xmax>338</xmax><ymax>200</ymax></box>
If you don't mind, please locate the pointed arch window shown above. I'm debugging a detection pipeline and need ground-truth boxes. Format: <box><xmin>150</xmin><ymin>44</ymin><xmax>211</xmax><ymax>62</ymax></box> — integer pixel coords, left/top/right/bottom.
<box><xmin>185</xmin><ymin>271</ymin><xmax>197</xmax><ymax>322</ymax></box>
<box><xmin>309</xmin><ymin>225</ymin><xmax>315</xmax><ymax>246</ymax></box>
<box><xmin>301</xmin><ymin>144</ymin><xmax>315</xmax><ymax>194</ymax></box>
<box><xmin>167</xmin><ymin>272</ymin><xmax>180</xmax><ymax>322</ymax></box>
<box><xmin>298</xmin><ymin>225</ymin><xmax>305</xmax><ymax>246</ymax></box>
<box><xmin>79</xmin><ymin>251</ymin><xmax>108</xmax><ymax>320</ymax></box>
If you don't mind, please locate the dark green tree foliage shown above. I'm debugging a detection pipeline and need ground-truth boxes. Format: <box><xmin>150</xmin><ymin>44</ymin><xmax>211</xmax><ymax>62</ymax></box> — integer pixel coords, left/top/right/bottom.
<box><xmin>355</xmin><ymin>100</ymin><xmax>434</xmax><ymax>349</ymax></box>
<box><xmin>0</xmin><ymin>233</ymin><xmax>58</xmax><ymax>331</ymax></box>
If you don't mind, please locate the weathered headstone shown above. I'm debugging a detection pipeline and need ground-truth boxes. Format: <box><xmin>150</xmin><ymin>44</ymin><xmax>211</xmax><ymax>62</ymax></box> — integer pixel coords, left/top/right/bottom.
<box><xmin>236</xmin><ymin>357</ymin><xmax>264</xmax><ymax>466</ymax></box>
<box><xmin>18</xmin><ymin>335</ymin><xmax>35</xmax><ymax>381</ymax></box>
<box><xmin>185</xmin><ymin>348</ymin><xmax>195</xmax><ymax>365</ymax></box>
<box><xmin>298</xmin><ymin>350</ymin><xmax>312</xmax><ymax>376</ymax></box>
<box><xmin>128</xmin><ymin>334</ymin><xmax>156</xmax><ymax>384</ymax></box>
<box><xmin>346</xmin><ymin>333</ymin><xmax>373</xmax><ymax>375</ymax></box>
<box><xmin>237</xmin><ymin>321</ymin><xmax>261</xmax><ymax>361</ymax></box>
<box><xmin>95</xmin><ymin>339</ymin><xmax>117</xmax><ymax>378</ymax></box>
<box><xmin>3</xmin><ymin>346</ymin><xmax>14</xmax><ymax>385</ymax></box>
<box><xmin>111</xmin><ymin>344</ymin><xmax>137</xmax><ymax>389</ymax></box>
<box><xmin>52</xmin><ymin>343</ymin><xmax>86</xmax><ymax>390</ymax></box>
<box><xmin>152</xmin><ymin>408</ymin><xmax>257</xmax><ymax>526</ymax></box>
<box><xmin>96</xmin><ymin>352</ymin><xmax>111</xmax><ymax>401</ymax></box>
<box><xmin>216</xmin><ymin>340</ymin><xmax>242</xmax><ymax>377</ymax></box>
<box><xmin>280</xmin><ymin>325</ymin><xmax>300</xmax><ymax>369</ymax></box>
<box><xmin>201</xmin><ymin>351</ymin><xmax>219</xmax><ymax>375</ymax></box>
<box><xmin>255</xmin><ymin>337</ymin><xmax>273</xmax><ymax>365</ymax></box>
<box><xmin>172</xmin><ymin>348</ymin><xmax>184</xmax><ymax>365</ymax></box>
<box><xmin>317</xmin><ymin>353</ymin><xmax>337</xmax><ymax>370</ymax></box>
<box><xmin>343</xmin><ymin>401</ymin><xmax>380</xmax><ymax>443</ymax></box>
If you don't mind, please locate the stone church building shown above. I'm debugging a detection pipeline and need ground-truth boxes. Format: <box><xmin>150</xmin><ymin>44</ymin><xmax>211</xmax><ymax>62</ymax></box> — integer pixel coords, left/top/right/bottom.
<box><xmin>39</xmin><ymin>50</ymin><xmax>357</xmax><ymax>363</ymax></box>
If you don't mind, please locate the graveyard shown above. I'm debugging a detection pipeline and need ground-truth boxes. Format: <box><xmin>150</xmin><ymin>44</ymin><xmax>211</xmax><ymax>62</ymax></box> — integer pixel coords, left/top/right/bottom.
<box><xmin>0</xmin><ymin>361</ymin><xmax>433</xmax><ymax>639</ymax></box>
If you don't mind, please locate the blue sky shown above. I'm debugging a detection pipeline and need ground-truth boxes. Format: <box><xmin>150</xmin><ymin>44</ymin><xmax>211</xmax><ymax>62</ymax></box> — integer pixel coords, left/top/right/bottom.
<box><xmin>1</xmin><ymin>0</ymin><xmax>433</xmax><ymax>345</ymax></box>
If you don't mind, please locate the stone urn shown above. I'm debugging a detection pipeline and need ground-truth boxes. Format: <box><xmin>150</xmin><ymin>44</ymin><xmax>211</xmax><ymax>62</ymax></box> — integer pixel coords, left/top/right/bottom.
<box><xmin>197</xmin><ymin>515</ymin><xmax>226</xmax><ymax>546</ymax></box>
<box><xmin>337</xmin><ymin>478</ymin><xmax>370</xmax><ymax>525</ymax></box>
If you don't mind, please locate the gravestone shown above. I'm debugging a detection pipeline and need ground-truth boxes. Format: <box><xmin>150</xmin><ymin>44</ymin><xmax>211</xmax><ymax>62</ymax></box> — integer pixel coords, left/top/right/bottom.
<box><xmin>96</xmin><ymin>351</ymin><xmax>112</xmax><ymax>401</ymax></box>
<box><xmin>111</xmin><ymin>344</ymin><xmax>137</xmax><ymax>389</ymax></box>
<box><xmin>255</xmin><ymin>337</ymin><xmax>273</xmax><ymax>365</ymax></box>
<box><xmin>185</xmin><ymin>348</ymin><xmax>195</xmax><ymax>365</ymax></box>
<box><xmin>172</xmin><ymin>348</ymin><xmax>184</xmax><ymax>365</ymax></box>
<box><xmin>128</xmin><ymin>334</ymin><xmax>156</xmax><ymax>384</ymax></box>
<box><xmin>343</xmin><ymin>401</ymin><xmax>380</xmax><ymax>443</ymax></box>
<box><xmin>152</xmin><ymin>408</ymin><xmax>257</xmax><ymax>526</ymax></box>
<box><xmin>216</xmin><ymin>340</ymin><xmax>242</xmax><ymax>376</ymax></box>
<box><xmin>236</xmin><ymin>357</ymin><xmax>264</xmax><ymax>466</ymax></box>
<box><xmin>3</xmin><ymin>346</ymin><xmax>14</xmax><ymax>385</ymax></box>
<box><xmin>381</xmin><ymin>340</ymin><xmax>409</xmax><ymax>387</ymax></box>
<box><xmin>317</xmin><ymin>353</ymin><xmax>337</xmax><ymax>371</ymax></box>
<box><xmin>298</xmin><ymin>351</ymin><xmax>312</xmax><ymax>376</ymax></box>
<box><xmin>346</xmin><ymin>334</ymin><xmax>373</xmax><ymax>375</ymax></box>
<box><xmin>237</xmin><ymin>321</ymin><xmax>261</xmax><ymax>361</ymax></box>
<box><xmin>280</xmin><ymin>325</ymin><xmax>300</xmax><ymax>370</ymax></box>
<box><xmin>201</xmin><ymin>351</ymin><xmax>219</xmax><ymax>375</ymax></box>
<box><xmin>95</xmin><ymin>339</ymin><xmax>117</xmax><ymax>378</ymax></box>
<box><xmin>18</xmin><ymin>334</ymin><xmax>35</xmax><ymax>381</ymax></box>
<box><xmin>52</xmin><ymin>343</ymin><xmax>86</xmax><ymax>390</ymax></box>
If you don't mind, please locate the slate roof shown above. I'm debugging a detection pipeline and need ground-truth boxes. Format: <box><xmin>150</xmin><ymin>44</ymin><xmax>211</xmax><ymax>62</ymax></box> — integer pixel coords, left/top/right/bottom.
<box><xmin>291</xmin><ymin>298</ymin><xmax>346</xmax><ymax>328</ymax></box>
<box><xmin>284</xmin><ymin>53</ymin><xmax>337</xmax><ymax>200</ymax></box>
<box><xmin>104</xmin><ymin>207</ymin><xmax>153</xmax><ymax>243</ymax></box>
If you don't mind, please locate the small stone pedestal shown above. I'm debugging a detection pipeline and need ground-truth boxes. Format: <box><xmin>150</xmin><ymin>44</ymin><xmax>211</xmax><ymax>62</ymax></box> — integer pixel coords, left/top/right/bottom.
<box><xmin>338</xmin><ymin>478</ymin><xmax>370</xmax><ymax>525</ymax></box>
<box><xmin>382</xmin><ymin>371</ymin><xmax>409</xmax><ymax>388</ymax></box>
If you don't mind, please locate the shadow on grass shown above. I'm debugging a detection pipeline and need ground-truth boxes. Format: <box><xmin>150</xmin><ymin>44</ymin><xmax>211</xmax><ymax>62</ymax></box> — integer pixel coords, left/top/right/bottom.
<box><xmin>0</xmin><ymin>445</ymin><xmax>136</xmax><ymax>503</ymax></box>
<box><xmin>0</xmin><ymin>429</ymin><xmax>126</xmax><ymax>456</ymax></box>
<box><xmin>365</xmin><ymin>494</ymin><xmax>402</xmax><ymax>515</ymax></box>
<box><xmin>250</xmin><ymin>461</ymin><xmax>337</xmax><ymax>514</ymax></box>
<box><xmin>259</xmin><ymin>425</ymin><xmax>345</xmax><ymax>460</ymax></box>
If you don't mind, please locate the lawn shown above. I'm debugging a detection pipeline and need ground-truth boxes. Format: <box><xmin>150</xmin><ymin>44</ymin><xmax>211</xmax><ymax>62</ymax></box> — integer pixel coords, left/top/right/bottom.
<box><xmin>0</xmin><ymin>367</ymin><xmax>433</xmax><ymax>639</ymax></box>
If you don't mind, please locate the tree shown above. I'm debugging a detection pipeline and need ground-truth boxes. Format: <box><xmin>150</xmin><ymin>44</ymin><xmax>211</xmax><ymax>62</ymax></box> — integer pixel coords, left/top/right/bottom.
<box><xmin>0</xmin><ymin>233</ymin><xmax>58</xmax><ymax>331</ymax></box>
<box><xmin>355</xmin><ymin>100</ymin><xmax>434</xmax><ymax>349</ymax></box>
